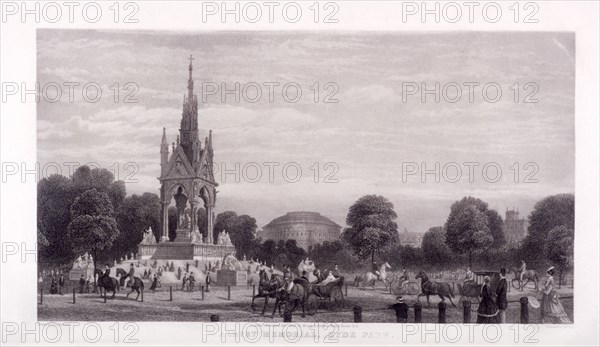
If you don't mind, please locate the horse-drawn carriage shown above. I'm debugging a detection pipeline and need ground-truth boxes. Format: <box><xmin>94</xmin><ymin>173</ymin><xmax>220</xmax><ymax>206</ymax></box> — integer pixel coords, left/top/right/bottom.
<box><xmin>458</xmin><ymin>270</ymin><xmax>500</xmax><ymax>311</ymax></box>
<box><xmin>305</xmin><ymin>276</ymin><xmax>345</xmax><ymax>314</ymax></box>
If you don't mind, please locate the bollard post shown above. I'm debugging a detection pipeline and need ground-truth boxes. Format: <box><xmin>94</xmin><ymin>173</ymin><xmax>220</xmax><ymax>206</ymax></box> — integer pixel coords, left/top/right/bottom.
<box><xmin>170</xmin><ymin>286</ymin><xmax>173</xmax><ymax>301</ymax></box>
<box><xmin>283</xmin><ymin>311</ymin><xmax>292</xmax><ymax>322</ymax></box>
<box><xmin>228</xmin><ymin>285</ymin><xmax>231</xmax><ymax>300</ymax></box>
<box><xmin>438</xmin><ymin>301</ymin><xmax>447</xmax><ymax>323</ymax></box>
<box><xmin>413</xmin><ymin>302</ymin><xmax>422</xmax><ymax>323</ymax></box>
<box><xmin>201</xmin><ymin>286</ymin><xmax>205</xmax><ymax>300</ymax></box>
<box><xmin>462</xmin><ymin>300</ymin><xmax>471</xmax><ymax>323</ymax></box>
<box><xmin>73</xmin><ymin>288</ymin><xmax>76</xmax><ymax>304</ymax></box>
<box><xmin>141</xmin><ymin>288</ymin><xmax>144</xmax><ymax>302</ymax></box>
<box><xmin>353</xmin><ymin>306</ymin><xmax>362</xmax><ymax>322</ymax></box>
<box><xmin>210</xmin><ymin>314</ymin><xmax>220</xmax><ymax>322</ymax></box>
<box><xmin>520</xmin><ymin>297</ymin><xmax>529</xmax><ymax>324</ymax></box>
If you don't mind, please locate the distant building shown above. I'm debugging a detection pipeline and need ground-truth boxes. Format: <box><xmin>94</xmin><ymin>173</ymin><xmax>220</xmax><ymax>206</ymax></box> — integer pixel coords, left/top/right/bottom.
<box><xmin>504</xmin><ymin>209</ymin><xmax>527</xmax><ymax>243</ymax></box>
<box><xmin>260</xmin><ymin>212</ymin><xmax>342</xmax><ymax>250</ymax></box>
<box><xmin>398</xmin><ymin>228</ymin><xmax>423</xmax><ymax>247</ymax></box>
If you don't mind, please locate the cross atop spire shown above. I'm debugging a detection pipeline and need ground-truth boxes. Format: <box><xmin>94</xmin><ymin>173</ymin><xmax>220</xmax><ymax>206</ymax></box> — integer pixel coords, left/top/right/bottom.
<box><xmin>188</xmin><ymin>54</ymin><xmax>194</xmax><ymax>69</ymax></box>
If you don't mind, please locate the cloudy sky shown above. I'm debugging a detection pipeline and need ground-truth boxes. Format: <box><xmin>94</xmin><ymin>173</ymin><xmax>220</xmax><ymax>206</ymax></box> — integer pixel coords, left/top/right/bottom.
<box><xmin>37</xmin><ymin>30</ymin><xmax>575</xmax><ymax>232</ymax></box>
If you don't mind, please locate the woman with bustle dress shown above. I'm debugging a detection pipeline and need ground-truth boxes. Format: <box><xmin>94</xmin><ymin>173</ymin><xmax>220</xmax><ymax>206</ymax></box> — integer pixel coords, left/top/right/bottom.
<box><xmin>540</xmin><ymin>266</ymin><xmax>571</xmax><ymax>323</ymax></box>
<box><xmin>476</xmin><ymin>276</ymin><xmax>499</xmax><ymax>323</ymax></box>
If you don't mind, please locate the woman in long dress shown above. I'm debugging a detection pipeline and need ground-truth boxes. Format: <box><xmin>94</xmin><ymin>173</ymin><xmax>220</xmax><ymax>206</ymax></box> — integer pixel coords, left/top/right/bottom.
<box><xmin>540</xmin><ymin>267</ymin><xmax>571</xmax><ymax>323</ymax></box>
<box><xmin>477</xmin><ymin>276</ymin><xmax>499</xmax><ymax>323</ymax></box>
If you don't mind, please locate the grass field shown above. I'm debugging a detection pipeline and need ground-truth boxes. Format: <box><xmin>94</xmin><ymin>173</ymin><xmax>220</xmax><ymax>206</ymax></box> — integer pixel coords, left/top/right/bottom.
<box><xmin>38</xmin><ymin>281</ymin><xmax>573</xmax><ymax>323</ymax></box>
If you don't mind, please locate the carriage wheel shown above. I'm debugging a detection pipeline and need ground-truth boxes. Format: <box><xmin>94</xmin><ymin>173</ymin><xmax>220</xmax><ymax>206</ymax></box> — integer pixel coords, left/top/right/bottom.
<box><xmin>330</xmin><ymin>287</ymin><xmax>344</xmax><ymax>311</ymax></box>
<box><xmin>306</xmin><ymin>294</ymin><xmax>318</xmax><ymax>315</ymax></box>
<box><xmin>407</xmin><ymin>282</ymin><xmax>420</xmax><ymax>296</ymax></box>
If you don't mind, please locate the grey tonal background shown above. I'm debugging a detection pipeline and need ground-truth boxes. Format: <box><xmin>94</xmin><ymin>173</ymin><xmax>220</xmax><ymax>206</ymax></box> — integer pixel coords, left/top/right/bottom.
<box><xmin>37</xmin><ymin>30</ymin><xmax>574</xmax><ymax>232</ymax></box>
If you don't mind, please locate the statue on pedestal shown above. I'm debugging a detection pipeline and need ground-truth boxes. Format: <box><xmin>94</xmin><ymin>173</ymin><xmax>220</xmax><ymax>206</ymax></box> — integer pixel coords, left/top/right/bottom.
<box><xmin>141</xmin><ymin>227</ymin><xmax>157</xmax><ymax>245</ymax></box>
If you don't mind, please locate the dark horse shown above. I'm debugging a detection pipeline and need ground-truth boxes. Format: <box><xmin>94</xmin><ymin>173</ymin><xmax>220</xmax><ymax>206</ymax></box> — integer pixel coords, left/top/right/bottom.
<box><xmin>272</xmin><ymin>277</ymin><xmax>309</xmax><ymax>318</ymax></box>
<box><xmin>251</xmin><ymin>270</ymin><xmax>283</xmax><ymax>316</ymax></box>
<box><xmin>94</xmin><ymin>269</ymin><xmax>119</xmax><ymax>299</ymax></box>
<box><xmin>116</xmin><ymin>268</ymin><xmax>145</xmax><ymax>301</ymax></box>
<box><xmin>415</xmin><ymin>270</ymin><xmax>456</xmax><ymax>307</ymax></box>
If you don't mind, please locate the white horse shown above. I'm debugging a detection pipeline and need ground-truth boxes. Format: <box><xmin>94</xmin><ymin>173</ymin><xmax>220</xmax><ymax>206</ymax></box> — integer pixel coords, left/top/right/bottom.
<box><xmin>360</xmin><ymin>262</ymin><xmax>392</xmax><ymax>289</ymax></box>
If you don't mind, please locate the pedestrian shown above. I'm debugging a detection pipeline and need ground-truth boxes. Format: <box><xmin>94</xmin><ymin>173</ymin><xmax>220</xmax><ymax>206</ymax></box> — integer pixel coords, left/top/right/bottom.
<box><xmin>188</xmin><ymin>272</ymin><xmax>196</xmax><ymax>292</ymax></box>
<box><xmin>476</xmin><ymin>276</ymin><xmax>499</xmax><ymax>323</ymax></box>
<box><xmin>205</xmin><ymin>272</ymin><xmax>211</xmax><ymax>292</ymax></box>
<box><xmin>150</xmin><ymin>274</ymin><xmax>158</xmax><ymax>293</ymax></box>
<box><xmin>85</xmin><ymin>276</ymin><xmax>91</xmax><ymax>293</ymax></box>
<box><xmin>79</xmin><ymin>275</ymin><xmax>86</xmax><ymax>294</ymax></box>
<box><xmin>540</xmin><ymin>266</ymin><xmax>571</xmax><ymax>323</ymax></box>
<box><xmin>50</xmin><ymin>276</ymin><xmax>58</xmax><ymax>294</ymax></box>
<box><xmin>182</xmin><ymin>273</ymin><xmax>188</xmax><ymax>291</ymax></box>
<box><xmin>58</xmin><ymin>273</ymin><xmax>65</xmax><ymax>295</ymax></box>
<box><xmin>496</xmin><ymin>268</ymin><xmax>508</xmax><ymax>323</ymax></box>
<box><xmin>388</xmin><ymin>296</ymin><xmax>409</xmax><ymax>323</ymax></box>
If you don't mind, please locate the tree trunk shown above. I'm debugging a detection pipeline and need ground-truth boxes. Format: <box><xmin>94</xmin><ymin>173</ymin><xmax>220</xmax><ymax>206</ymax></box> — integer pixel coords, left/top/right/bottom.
<box><xmin>93</xmin><ymin>248</ymin><xmax>97</xmax><ymax>287</ymax></box>
<box><xmin>468</xmin><ymin>251</ymin><xmax>472</xmax><ymax>268</ymax></box>
<box><xmin>371</xmin><ymin>251</ymin><xmax>375</xmax><ymax>264</ymax></box>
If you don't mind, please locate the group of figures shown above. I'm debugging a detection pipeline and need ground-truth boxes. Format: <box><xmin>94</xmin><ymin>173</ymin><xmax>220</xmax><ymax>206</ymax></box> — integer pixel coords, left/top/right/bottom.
<box><xmin>73</xmin><ymin>252</ymin><xmax>94</xmax><ymax>269</ymax></box>
<box><xmin>251</xmin><ymin>258</ymin><xmax>346</xmax><ymax>317</ymax></box>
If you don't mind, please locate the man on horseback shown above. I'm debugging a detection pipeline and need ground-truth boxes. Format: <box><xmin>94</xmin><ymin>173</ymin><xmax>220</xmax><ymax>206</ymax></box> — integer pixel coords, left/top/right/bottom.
<box><xmin>127</xmin><ymin>263</ymin><xmax>135</xmax><ymax>288</ymax></box>
<box><xmin>399</xmin><ymin>267</ymin><xmax>409</xmax><ymax>288</ymax></box>
<box><xmin>372</xmin><ymin>262</ymin><xmax>381</xmax><ymax>280</ymax></box>
<box><xmin>518</xmin><ymin>260</ymin><xmax>527</xmax><ymax>282</ymax></box>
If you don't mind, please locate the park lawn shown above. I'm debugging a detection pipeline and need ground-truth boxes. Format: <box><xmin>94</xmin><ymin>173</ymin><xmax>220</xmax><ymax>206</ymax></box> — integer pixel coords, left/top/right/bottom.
<box><xmin>38</xmin><ymin>284</ymin><xmax>573</xmax><ymax>324</ymax></box>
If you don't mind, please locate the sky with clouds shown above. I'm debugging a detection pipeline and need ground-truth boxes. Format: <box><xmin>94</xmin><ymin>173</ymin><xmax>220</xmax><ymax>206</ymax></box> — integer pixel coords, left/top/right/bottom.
<box><xmin>37</xmin><ymin>30</ymin><xmax>575</xmax><ymax>232</ymax></box>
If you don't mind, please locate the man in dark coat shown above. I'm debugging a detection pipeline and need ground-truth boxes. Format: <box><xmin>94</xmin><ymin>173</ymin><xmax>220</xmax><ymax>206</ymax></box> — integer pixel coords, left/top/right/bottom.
<box><xmin>58</xmin><ymin>274</ymin><xmax>65</xmax><ymax>295</ymax></box>
<box><xmin>79</xmin><ymin>275</ymin><xmax>86</xmax><ymax>293</ymax></box>
<box><xmin>496</xmin><ymin>268</ymin><xmax>508</xmax><ymax>323</ymax></box>
<box><xmin>388</xmin><ymin>296</ymin><xmax>409</xmax><ymax>323</ymax></box>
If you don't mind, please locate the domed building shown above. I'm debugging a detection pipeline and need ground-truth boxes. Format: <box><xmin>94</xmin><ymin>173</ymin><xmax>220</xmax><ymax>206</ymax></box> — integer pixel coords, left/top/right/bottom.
<box><xmin>260</xmin><ymin>212</ymin><xmax>342</xmax><ymax>250</ymax></box>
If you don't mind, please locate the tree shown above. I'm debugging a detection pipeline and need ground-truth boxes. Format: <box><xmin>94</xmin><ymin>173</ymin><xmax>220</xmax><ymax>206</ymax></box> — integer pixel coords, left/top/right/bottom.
<box><xmin>67</xmin><ymin>189</ymin><xmax>120</xmax><ymax>271</ymax></box>
<box><xmin>523</xmin><ymin>194</ymin><xmax>574</xmax><ymax>260</ymax></box>
<box><xmin>544</xmin><ymin>226</ymin><xmax>574</xmax><ymax>285</ymax></box>
<box><xmin>114</xmin><ymin>193</ymin><xmax>161</xmax><ymax>259</ymax></box>
<box><xmin>445</xmin><ymin>204</ymin><xmax>493</xmax><ymax>267</ymax></box>
<box><xmin>213</xmin><ymin>211</ymin><xmax>238</xmax><ymax>242</ymax></box>
<box><xmin>421</xmin><ymin>227</ymin><xmax>453</xmax><ymax>265</ymax></box>
<box><xmin>229</xmin><ymin>215</ymin><xmax>258</xmax><ymax>258</ymax></box>
<box><xmin>342</xmin><ymin>195</ymin><xmax>399</xmax><ymax>262</ymax></box>
<box><xmin>37</xmin><ymin>174</ymin><xmax>75</xmax><ymax>266</ymax></box>
<box><xmin>486</xmin><ymin>209</ymin><xmax>506</xmax><ymax>248</ymax></box>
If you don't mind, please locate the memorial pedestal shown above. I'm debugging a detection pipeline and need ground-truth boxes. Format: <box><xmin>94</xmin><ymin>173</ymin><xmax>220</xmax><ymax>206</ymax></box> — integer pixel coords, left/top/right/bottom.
<box><xmin>217</xmin><ymin>269</ymin><xmax>248</xmax><ymax>286</ymax></box>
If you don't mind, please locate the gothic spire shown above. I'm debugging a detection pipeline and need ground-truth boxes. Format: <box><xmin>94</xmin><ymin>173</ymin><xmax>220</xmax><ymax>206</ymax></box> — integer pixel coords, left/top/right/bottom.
<box><xmin>187</xmin><ymin>54</ymin><xmax>194</xmax><ymax>102</ymax></box>
<box><xmin>161</xmin><ymin>127</ymin><xmax>168</xmax><ymax>147</ymax></box>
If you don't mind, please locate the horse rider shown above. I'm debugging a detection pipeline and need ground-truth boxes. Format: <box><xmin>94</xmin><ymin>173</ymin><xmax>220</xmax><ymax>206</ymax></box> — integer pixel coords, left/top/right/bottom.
<box><xmin>332</xmin><ymin>264</ymin><xmax>341</xmax><ymax>278</ymax></box>
<box><xmin>372</xmin><ymin>262</ymin><xmax>381</xmax><ymax>280</ymax></box>
<box><xmin>518</xmin><ymin>260</ymin><xmax>527</xmax><ymax>282</ymax></box>
<box><xmin>127</xmin><ymin>263</ymin><xmax>135</xmax><ymax>287</ymax></box>
<box><xmin>464</xmin><ymin>267</ymin><xmax>475</xmax><ymax>285</ymax></box>
<box><xmin>313</xmin><ymin>266</ymin><xmax>322</xmax><ymax>283</ymax></box>
<box><xmin>399</xmin><ymin>267</ymin><xmax>409</xmax><ymax>288</ymax></box>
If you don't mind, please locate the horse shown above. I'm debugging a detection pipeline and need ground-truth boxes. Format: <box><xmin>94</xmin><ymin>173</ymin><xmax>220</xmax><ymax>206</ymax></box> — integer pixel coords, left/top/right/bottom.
<box><xmin>510</xmin><ymin>267</ymin><xmax>539</xmax><ymax>290</ymax></box>
<box><xmin>362</xmin><ymin>262</ymin><xmax>392</xmax><ymax>290</ymax></box>
<box><xmin>117</xmin><ymin>269</ymin><xmax>145</xmax><ymax>301</ymax></box>
<box><xmin>251</xmin><ymin>270</ymin><xmax>283</xmax><ymax>316</ymax></box>
<box><xmin>94</xmin><ymin>269</ymin><xmax>119</xmax><ymax>299</ymax></box>
<box><xmin>272</xmin><ymin>278</ymin><xmax>308</xmax><ymax>318</ymax></box>
<box><xmin>415</xmin><ymin>270</ymin><xmax>456</xmax><ymax>307</ymax></box>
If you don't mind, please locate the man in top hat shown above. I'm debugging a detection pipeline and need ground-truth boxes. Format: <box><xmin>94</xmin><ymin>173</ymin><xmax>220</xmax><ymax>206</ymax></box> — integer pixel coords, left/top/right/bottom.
<box><xmin>496</xmin><ymin>267</ymin><xmax>508</xmax><ymax>323</ymax></box>
<box><xmin>388</xmin><ymin>296</ymin><xmax>409</xmax><ymax>323</ymax></box>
